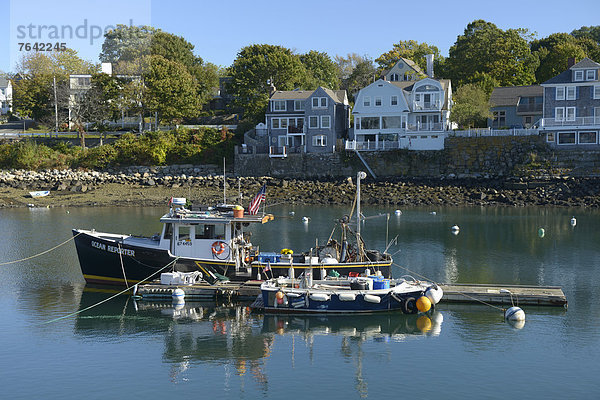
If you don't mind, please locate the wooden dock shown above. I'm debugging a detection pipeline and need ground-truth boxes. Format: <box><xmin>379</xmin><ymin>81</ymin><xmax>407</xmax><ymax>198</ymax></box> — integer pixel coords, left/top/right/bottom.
<box><xmin>439</xmin><ymin>283</ymin><xmax>567</xmax><ymax>307</ymax></box>
<box><xmin>137</xmin><ymin>281</ymin><xmax>567</xmax><ymax>307</ymax></box>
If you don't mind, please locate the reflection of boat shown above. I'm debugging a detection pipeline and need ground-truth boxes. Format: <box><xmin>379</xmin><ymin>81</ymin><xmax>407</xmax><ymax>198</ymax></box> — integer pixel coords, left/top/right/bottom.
<box><xmin>259</xmin><ymin>276</ymin><xmax>443</xmax><ymax>314</ymax></box>
<box><xmin>72</xmin><ymin>173</ymin><xmax>392</xmax><ymax>286</ymax></box>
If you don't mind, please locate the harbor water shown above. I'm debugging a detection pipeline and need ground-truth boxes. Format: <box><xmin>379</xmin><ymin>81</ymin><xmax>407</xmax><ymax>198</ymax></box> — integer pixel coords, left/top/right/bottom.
<box><xmin>1</xmin><ymin>204</ymin><xmax>599</xmax><ymax>399</ymax></box>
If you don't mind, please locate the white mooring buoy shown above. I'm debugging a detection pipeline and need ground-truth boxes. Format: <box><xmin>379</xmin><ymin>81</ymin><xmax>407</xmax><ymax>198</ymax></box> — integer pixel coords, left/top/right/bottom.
<box><xmin>538</xmin><ymin>228</ymin><xmax>545</xmax><ymax>238</ymax></box>
<box><xmin>172</xmin><ymin>288</ymin><xmax>185</xmax><ymax>302</ymax></box>
<box><xmin>395</xmin><ymin>209</ymin><xmax>402</xmax><ymax>216</ymax></box>
<box><xmin>504</xmin><ymin>306</ymin><xmax>526</xmax><ymax>322</ymax></box>
<box><xmin>451</xmin><ymin>225</ymin><xmax>460</xmax><ymax>235</ymax></box>
<box><xmin>570</xmin><ymin>216</ymin><xmax>576</xmax><ymax>227</ymax></box>
<box><xmin>302</xmin><ymin>216</ymin><xmax>310</xmax><ymax>223</ymax></box>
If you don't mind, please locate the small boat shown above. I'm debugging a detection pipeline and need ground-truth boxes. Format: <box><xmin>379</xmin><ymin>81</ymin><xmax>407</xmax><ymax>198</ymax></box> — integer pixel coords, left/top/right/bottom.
<box><xmin>29</xmin><ymin>190</ymin><xmax>50</xmax><ymax>198</ymax></box>
<box><xmin>257</xmin><ymin>274</ymin><xmax>443</xmax><ymax>314</ymax></box>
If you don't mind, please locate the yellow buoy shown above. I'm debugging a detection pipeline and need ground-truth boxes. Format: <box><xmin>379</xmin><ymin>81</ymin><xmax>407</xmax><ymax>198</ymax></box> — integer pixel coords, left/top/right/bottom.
<box><xmin>416</xmin><ymin>296</ymin><xmax>432</xmax><ymax>313</ymax></box>
<box><xmin>416</xmin><ymin>315</ymin><xmax>432</xmax><ymax>332</ymax></box>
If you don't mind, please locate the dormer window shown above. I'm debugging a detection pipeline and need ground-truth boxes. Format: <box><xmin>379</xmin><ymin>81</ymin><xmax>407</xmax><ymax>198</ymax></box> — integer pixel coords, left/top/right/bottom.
<box><xmin>390</xmin><ymin>73</ymin><xmax>399</xmax><ymax>81</ymax></box>
<box><xmin>574</xmin><ymin>70</ymin><xmax>584</xmax><ymax>81</ymax></box>
<box><xmin>272</xmin><ymin>100</ymin><xmax>286</xmax><ymax>111</ymax></box>
<box><xmin>586</xmin><ymin>70</ymin><xmax>597</xmax><ymax>81</ymax></box>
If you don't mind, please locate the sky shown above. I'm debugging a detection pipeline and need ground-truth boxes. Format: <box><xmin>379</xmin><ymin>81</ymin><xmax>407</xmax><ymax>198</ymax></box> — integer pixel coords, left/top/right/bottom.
<box><xmin>1</xmin><ymin>0</ymin><xmax>600</xmax><ymax>74</ymax></box>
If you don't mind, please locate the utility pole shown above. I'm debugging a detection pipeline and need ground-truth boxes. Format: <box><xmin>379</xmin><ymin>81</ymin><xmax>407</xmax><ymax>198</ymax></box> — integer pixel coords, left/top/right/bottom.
<box><xmin>53</xmin><ymin>76</ymin><xmax>59</xmax><ymax>135</ymax></box>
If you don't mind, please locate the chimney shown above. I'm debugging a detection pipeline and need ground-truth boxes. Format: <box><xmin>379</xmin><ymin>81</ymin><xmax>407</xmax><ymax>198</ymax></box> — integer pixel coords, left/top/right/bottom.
<box><xmin>567</xmin><ymin>57</ymin><xmax>576</xmax><ymax>68</ymax></box>
<box><xmin>425</xmin><ymin>54</ymin><xmax>434</xmax><ymax>77</ymax></box>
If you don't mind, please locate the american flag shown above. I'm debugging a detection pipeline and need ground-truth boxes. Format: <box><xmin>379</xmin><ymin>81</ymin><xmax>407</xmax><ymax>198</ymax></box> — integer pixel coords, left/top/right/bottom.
<box><xmin>249</xmin><ymin>184</ymin><xmax>266</xmax><ymax>215</ymax></box>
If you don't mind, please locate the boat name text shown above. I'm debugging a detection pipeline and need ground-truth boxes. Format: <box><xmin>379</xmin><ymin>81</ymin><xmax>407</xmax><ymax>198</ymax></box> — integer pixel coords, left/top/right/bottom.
<box><xmin>91</xmin><ymin>241</ymin><xmax>135</xmax><ymax>256</ymax></box>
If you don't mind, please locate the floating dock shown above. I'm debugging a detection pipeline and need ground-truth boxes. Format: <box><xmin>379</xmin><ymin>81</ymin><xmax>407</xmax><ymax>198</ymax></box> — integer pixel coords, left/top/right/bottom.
<box><xmin>137</xmin><ymin>281</ymin><xmax>567</xmax><ymax>307</ymax></box>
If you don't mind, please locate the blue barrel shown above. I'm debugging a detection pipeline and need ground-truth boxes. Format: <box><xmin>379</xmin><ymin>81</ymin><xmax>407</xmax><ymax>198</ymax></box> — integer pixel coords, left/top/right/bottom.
<box><xmin>373</xmin><ymin>279</ymin><xmax>390</xmax><ymax>290</ymax></box>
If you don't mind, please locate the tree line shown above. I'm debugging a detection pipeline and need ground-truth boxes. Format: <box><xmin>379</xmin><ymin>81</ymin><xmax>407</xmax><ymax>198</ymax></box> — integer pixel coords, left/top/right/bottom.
<box><xmin>7</xmin><ymin>20</ymin><xmax>600</xmax><ymax>133</ymax></box>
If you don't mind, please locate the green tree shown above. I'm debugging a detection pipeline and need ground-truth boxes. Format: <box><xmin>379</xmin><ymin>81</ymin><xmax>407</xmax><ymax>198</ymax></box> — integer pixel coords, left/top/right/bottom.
<box><xmin>100</xmin><ymin>25</ymin><xmax>156</xmax><ymax>64</ymax></box>
<box><xmin>299</xmin><ymin>50</ymin><xmax>340</xmax><ymax>89</ymax></box>
<box><xmin>375</xmin><ymin>40</ymin><xmax>442</xmax><ymax>73</ymax></box>
<box><xmin>571</xmin><ymin>25</ymin><xmax>600</xmax><ymax>44</ymax></box>
<box><xmin>534</xmin><ymin>41</ymin><xmax>586</xmax><ymax>83</ymax></box>
<box><xmin>144</xmin><ymin>55</ymin><xmax>201</xmax><ymax>124</ymax></box>
<box><xmin>445</xmin><ymin>20</ymin><xmax>538</xmax><ymax>87</ymax></box>
<box><xmin>344</xmin><ymin>59</ymin><xmax>376</xmax><ymax>101</ymax></box>
<box><xmin>227</xmin><ymin>44</ymin><xmax>308</xmax><ymax>122</ymax></box>
<box><xmin>450</xmin><ymin>83</ymin><xmax>492</xmax><ymax>129</ymax></box>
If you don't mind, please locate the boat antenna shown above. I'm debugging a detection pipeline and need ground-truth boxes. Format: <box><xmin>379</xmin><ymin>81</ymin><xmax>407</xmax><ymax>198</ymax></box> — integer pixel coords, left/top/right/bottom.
<box><xmin>223</xmin><ymin>157</ymin><xmax>226</xmax><ymax>205</ymax></box>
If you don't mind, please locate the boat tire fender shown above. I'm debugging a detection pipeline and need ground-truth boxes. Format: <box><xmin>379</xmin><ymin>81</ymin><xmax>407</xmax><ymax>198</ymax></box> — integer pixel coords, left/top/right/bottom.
<box><xmin>402</xmin><ymin>296</ymin><xmax>418</xmax><ymax>314</ymax></box>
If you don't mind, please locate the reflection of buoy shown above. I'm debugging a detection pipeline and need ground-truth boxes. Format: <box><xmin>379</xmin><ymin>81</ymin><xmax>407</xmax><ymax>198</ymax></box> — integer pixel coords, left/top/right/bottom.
<box><xmin>570</xmin><ymin>216</ymin><xmax>576</xmax><ymax>226</ymax></box>
<box><xmin>289</xmin><ymin>211</ymin><xmax>295</xmax><ymax>216</ymax></box>
<box><xmin>451</xmin><ymin>225</ymin><xmax>460</xmax><ymax>235</ymax></box>
<box><xmin>430</xmin><ymin>211</ymin><xmax>437</xmax><ymax>215</ymax></box>
<box><xmin>504</xmin><ymin>306</ymin><xmax>525</xmax><ymax>321</ymax></box>
<box><xmin>395</xmin><ymin>209</ymin><xmax>402</xmax><ymax>216</ymax></box>
<box><xmin>416</xmin><ymin>315</ymin><xmax>432</xmax><ymax>332</ymax></box>
<box><xmin>538</xmin><ymin>228</ymin><xmax>545</xmax><ymax>238</ymax></box>
<box><xmin>416</xmin><ymin>296</ymin><xmax>432</xmax><ymax>312</ymax></box>
<box><xmin>302</xmin><ymin>216</ymin><xmax>310</xmax><ymax>223</ymax></box>
<box><xmin>508</xmin><ymin>319</ymin><xmax>525</xmax><ymax>329</ymax></box>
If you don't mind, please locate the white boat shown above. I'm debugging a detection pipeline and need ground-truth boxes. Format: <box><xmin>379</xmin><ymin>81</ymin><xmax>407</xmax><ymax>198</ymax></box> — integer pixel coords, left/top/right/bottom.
<box><xmin>29</xmin><ymin>190</ymin><xmax>50</xmax><ymax>198</ymax></box>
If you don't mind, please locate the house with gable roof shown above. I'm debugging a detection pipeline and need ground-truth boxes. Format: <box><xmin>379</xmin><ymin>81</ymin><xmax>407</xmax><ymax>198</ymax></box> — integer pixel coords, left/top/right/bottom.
<box><xmin>0</xmin><ymin>76</ymin><xmax>13</xmax><ymax>115</ymax></box>
<box><xmin>540</xmin><ymin>57</ymin><xmax>600</xmax><ymax>147</ymax></box>
<box><xmin>265</xmin><ymin>86</ymin><xmax>350</xmax><ymax>155</ymax></box>
<box><xmin>488</xmin><ymin>85</ymin><xmax>543</xmax><ymax>129</ymax></box>
<box><xmin>382</xmin><ymin>57</ymin><xmax>425</xmax><ymax>82</ymax></box>
<box><xmin>350</xmin><ymin>57</ymin><xmax>452</xmax><ymax>150</ymax></box>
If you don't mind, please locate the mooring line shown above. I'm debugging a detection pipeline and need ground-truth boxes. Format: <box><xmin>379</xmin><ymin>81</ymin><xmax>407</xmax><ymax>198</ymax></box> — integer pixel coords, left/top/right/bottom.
<box><xmin>392</xmin><ymin>261</ymin><xmax>505</xmax><ymax>311</ymax></box>
<box><xmin>42</xmin><ymin>256</ymin><xmax>180</xmax><ymax>325</ymax></box>
<box><xmin>0</xmin><ymin>232</ymin><xmax>83</xmax><ymax>266</ymax></box>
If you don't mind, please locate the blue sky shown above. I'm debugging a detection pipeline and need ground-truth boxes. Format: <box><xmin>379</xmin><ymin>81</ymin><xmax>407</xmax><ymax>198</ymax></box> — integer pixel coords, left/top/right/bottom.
<box><xmin>2</xmin><ymin>0</ymin><xmax>600</xmax><ymax>73</ymax></box>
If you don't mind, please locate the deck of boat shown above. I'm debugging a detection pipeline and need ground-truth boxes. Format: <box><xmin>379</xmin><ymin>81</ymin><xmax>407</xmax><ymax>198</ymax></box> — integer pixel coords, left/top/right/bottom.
<box><xmin>136</xmin><ymin>281</ymin><xmax>567</xmax><ymax>307</ymax></box>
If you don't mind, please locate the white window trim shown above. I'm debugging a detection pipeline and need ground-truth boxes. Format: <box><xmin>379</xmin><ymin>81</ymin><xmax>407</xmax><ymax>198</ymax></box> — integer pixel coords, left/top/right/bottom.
<box><xmin>363</xmin><ymin>96</ymin><xmax>371</xmax><ymax>107</ymax></box>
<box><xmin>272</xmin><ymin>100</ymin><xmax>286</xmax><ymax>112</ymax></box>
<box><xmin>294</xmin><ymin>100</ymin><xmax>304</xmax><ymax>111</ymax></box>
<box><xmin>556</xmin><ymin>87</ymin><xmax>565</xmax><ymax>101</ymax></box>
<box><xmin>566</xmin><ymin>86</ymin><xmax>576</xmax><ymax>100</ymax></box>
<box><xmin>578</xmin><ymin>131</ymin><xmax>598</xmax><ymax>145</ymax></box>
<box><xmin>555</xmin><ymin>107</ymin><xmax>565</xmax><ymax>121</ymax></box>
<box><xmin>320</xmin><ymin>115</ymin><xmax>331</xmax><ymax>129</ymax></box>
<box><xmin>574</xmin><ymin>70</ymin><xmax>584</xmax><ymax>81</ymax></box>
<box><xmin>374</xmin><ymin>97</ymin><xmax>382</xmax><ymax>106</ymax></box>
<box><xmin>566</xmin><ymin>106</ymin><xmax>576</xmax><ymax>121</ymax></box>
<box><xmin>586</xmin><ymin>70</ymin><xmax>596</xmax><ymax>81</ymax></box>
<box><xmin>557</xmin><ymin>131</ymin><xmax>576</xmax><ymax>145</ymax></box>
<box><xmin>391</xmin><ymin>96</ymin><xmax>398</xmax><ymax>106</ymax></box>
<box><xmin>271</xmin><ymin>118</ymin><xmax>280</xmax><ymax>129</ymax></box>
<box><xmin>308</xmin><ymin>116</ymin><xmax>319</xmax><ymax>129</ymax></box>
<box><xmin>312</xmin><ymin>97</ymin><xmax>328</xmax><ymax>109</ymax></box>
<box><xmin>594</xmin><ymin>85</ymin><xmax>600</xmax><ymax>100</ymax></box>
<box><xmin>312</xmin><ymin>134</ymin><xmax>327</xmax><ymax>147</ymax></box>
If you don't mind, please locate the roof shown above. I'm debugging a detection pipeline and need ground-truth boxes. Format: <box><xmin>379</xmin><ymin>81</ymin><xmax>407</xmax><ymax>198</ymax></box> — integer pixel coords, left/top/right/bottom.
<box><xmin>543</xmin><ymin>57</ymin><xmax>600</xmax><ymax>85</ymax></box>
<box><xmin>270</xmin><ymin>87</ymin><xmax>347</xmax><ymax>104</ymax></box>
<box><xmin>390</xmin><ymin>78</ymin><xmax>452</xmax><ymax>110</ymax></box>
<box><xmin>489</xmin><ymin>85</ymin><xmax>543</xmax><ymax>107</ymax></box>
<box><xmin>0</xmin><ymin>76</ymin><xmax>9</xmax><ymax>87</ymax></box>
<box><xmin>382</xmin><ymin>57</ymin><xmax>425</xmax><ymax>77</ymax></box>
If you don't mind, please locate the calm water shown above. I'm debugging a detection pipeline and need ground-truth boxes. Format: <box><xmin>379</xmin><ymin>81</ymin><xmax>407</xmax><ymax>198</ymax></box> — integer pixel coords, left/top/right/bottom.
<box><xmin>1</xmin><ymin>204</ymin><xmax>599</xmax><ymax>399</ymax></box>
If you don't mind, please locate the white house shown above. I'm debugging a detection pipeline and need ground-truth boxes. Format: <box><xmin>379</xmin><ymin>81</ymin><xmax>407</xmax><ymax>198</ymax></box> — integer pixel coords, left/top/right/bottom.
<box><xmin>351</xmin><ymin>76</ymin><xmax>452</xmax><ymax>151</ymax></box>
<box><xmin>0</xmin><ymin>77</ymin><xmax>13</xmax><ymax>115</ymax></box>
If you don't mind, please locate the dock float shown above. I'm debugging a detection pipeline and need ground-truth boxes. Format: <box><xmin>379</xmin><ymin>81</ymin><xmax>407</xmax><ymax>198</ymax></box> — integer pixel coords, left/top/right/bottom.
<box><xmin>439</xmin><ymin>283</ymin><xmax>567</xmax><ymax>307</ymax></box>
<box><xmin>137</xmin><ymin>281</ymin><xmax>567</xmax><ymax>307</ymax></box>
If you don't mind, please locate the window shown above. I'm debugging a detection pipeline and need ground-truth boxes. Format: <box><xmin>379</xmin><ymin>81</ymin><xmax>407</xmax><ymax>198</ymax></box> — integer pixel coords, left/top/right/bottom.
<box><xmin>164</xmin><ymin>223</ymin><xmax>173</xmax><ymax>239</ymax></box>
<box><xmin>382</xmin><ymin>116</ymin><xmax>402</xmax><ymax>129</ymax></box>
<box><xmin>312</xmin><ymin>97</ymin><xmax>327</xmax><ymax>108</ymax></box>
<box><xmin>309</xmin><ymin>116</ymin><xmax>319</xmax><ymax>128</ymax></box>
<box><xmin>280</xmin><ymin>118</ymin><xmax>288</xmax><ymax>129</ymax></box>
<box><xmin>272</xmin><ymin>118</ymin><xmax>280</xmax><ymax>129</ymax></box>
<box><xmin>579</xmin><ymin>131</ymin><xmax>597</xmax><ymax>144</ymax></box>
<box><xmin>390</xmin><ymin>73</ymin><xmax>399</xmax><ymax>81</ymax></box>
<box><xmin>555</xmin><ymin>107</ymin><xmax>564</xmax><ymax>121</ymax></box>
<box><xmin>594</xmin><ymin>85</ymin><xmax>600</xmax><ymax>99</ymax></box>
<box><xmin>566</xmin><ymin>107</ymin><xmax>576</xmax><ymax>121</ymax></box>
<box><xmin>363</xmin><ymin>96</ymin><xmax>371</xmax><ymax>107</ymax></box>
<box><xmin>294</xmin><ymin>100</ymin><xmax>305</xmax><ymax>111</ymax></box>
<box><xmin>566</xmin><ymin>86</ymin><xmax>576</xmax><ymax>100</ymax></box>
<box><xmin>493</xmin><ymin>111</ymin><xmax>506</xmax><ymax>127</ymax></box>
<box><xmin>558</xmin><ymin>132</ymin><xmax>576</xmax><ymax>144</ymax></box>
<box><xmin>178</xmin><ymin>226</ymin><xmax>190</xmax><ymax>241</ymax></box>
<box><xmin>321</xmin><ymin>115</ymin><xmax>330</xmax><ymax>129</ymax></box>
<box><xmin>574</xmin><ymin>70</ymin><xmax>584</xmax><ymax>81</ymax></box>
<box><xmin>391</xmin><ymin>96</ymin><xmax>398</xmax><ymax>106</ymax></box>
<box><xmin>312</xmin><ymin>135</ymin><xmax>327</xmax><ymax>146</ymax></box>
<box><xmin>586</xmin><ymin>70</ymin><xmax>596</xmax><ymax>81</ymax></box>
<box><xmin>272</xmin><ymin>100</ymin><xmax>286</xmax><ymax>111</ymax></box>
<box><xmin>359</xmin><ymin>116</ymin><xmax>380</xmax><ymax>129</ymax></box>
<box><xmin>375</xmin><ymin>97</ymin><xmax>382</xmax><ymax>106</ymax></box>
<box><xmin>546</xmin><ymin>132</ymin><xmax>555</xmax><ymax>143</ymax></box>
<box><xmin>556</xmin><ymin>87</ymin><xmax>565</xmax><ymax>100</ymax></box>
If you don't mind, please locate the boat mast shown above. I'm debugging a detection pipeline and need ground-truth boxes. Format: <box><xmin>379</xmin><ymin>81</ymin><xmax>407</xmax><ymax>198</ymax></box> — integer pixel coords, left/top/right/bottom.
<box><xmin>356</xmin><ymin>171</ymin><xmax>366</xmax><ymax>258</ymax></box>
<box><xmin>223</xmin><ymin>157</ymin><xmax>226</xmax><ymax>205</ymax></box>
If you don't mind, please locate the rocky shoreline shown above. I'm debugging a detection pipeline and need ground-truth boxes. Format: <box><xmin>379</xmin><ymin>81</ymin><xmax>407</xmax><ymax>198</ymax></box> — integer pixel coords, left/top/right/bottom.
<box><xmin>1</xmin><ymin>166</ymin><xmax>599</xmax><ymax>208</ymax></box>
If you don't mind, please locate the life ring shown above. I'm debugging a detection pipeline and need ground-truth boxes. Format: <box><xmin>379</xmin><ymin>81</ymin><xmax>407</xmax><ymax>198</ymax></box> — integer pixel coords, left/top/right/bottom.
<box><xmin>211</xmin><ymin>241</ymin><xmax>226</xmax><ymax>255</ymax></box>
<box><xmin>402</xmin><ymin>296</ymin><xmax>418</xmax><ymax>314</ymax></box>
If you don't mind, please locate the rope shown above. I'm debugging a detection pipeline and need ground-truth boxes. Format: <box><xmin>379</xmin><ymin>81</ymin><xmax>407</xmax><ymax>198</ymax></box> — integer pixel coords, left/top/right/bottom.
<box><xmin>0</xmin><ymin>232</ymin><xmax>83</xmax><ymax>266</ymax></box>
<box><xmin>392</xmin><ymin>261</ymin><xmax>505</xmax><ymax>312</ymax></box>
<box><xmin>43</xmin><ymin>256</ymin><xmax>181</xmax><ymax>325</ymax></box>
<box><xmin>117</xmin><ymin>242</ymin><xmax>129</xmax><ymax>289</ymax></box>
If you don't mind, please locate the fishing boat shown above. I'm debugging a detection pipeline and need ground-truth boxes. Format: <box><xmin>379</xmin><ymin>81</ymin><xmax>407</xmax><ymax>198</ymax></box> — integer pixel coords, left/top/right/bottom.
<box><xmin>256</xmin><ymin>274</ymin><xmax>443</xmax><ymax>314</ymax></box>
<box><xmin>72</xmin><ymin>172</ymin><xmax>392</xmax><ymax>286</ymax></box>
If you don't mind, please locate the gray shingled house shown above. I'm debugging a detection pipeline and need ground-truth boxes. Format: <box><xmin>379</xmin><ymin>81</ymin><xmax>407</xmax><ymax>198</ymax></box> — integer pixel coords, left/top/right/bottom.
<box><xmin>488</xmin><ymin>85</ymin><xmax>543</xmax><ymax>129</ymax></box>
